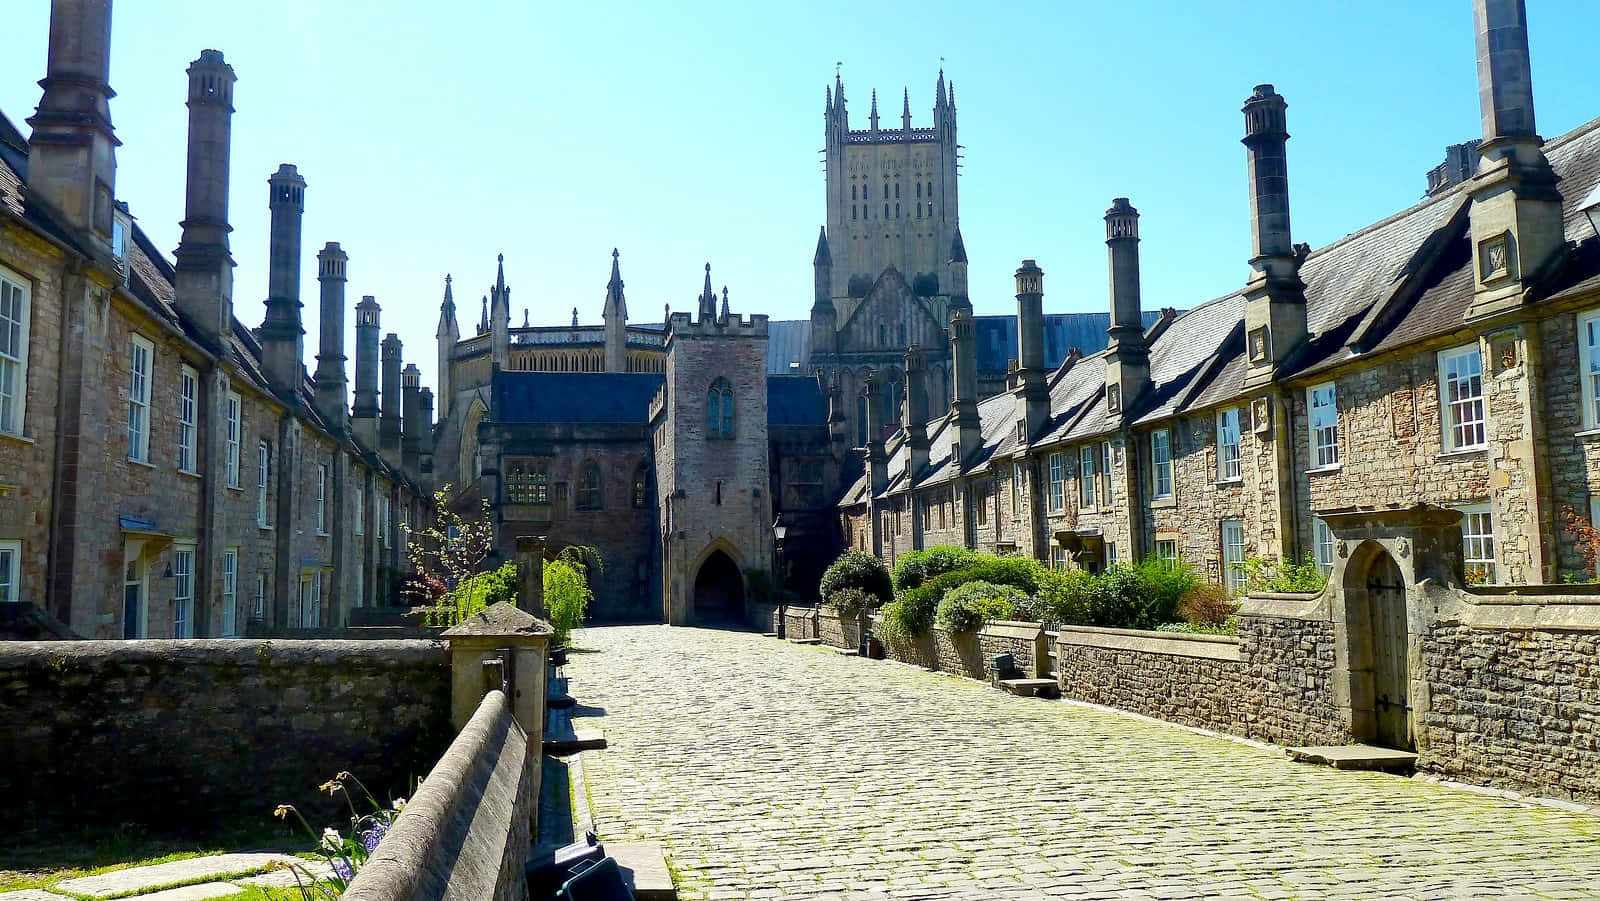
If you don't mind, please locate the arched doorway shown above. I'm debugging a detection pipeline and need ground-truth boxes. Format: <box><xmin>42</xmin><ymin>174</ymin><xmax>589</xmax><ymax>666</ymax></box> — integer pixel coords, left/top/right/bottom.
<box><xmin>693</xmin><ymin>550</ymin><xmax>744</xmax><ymax>623</ymax></box>
<box><xmin>1345</xmin><ymin>546</ymin><xmax>1411</xmax><ymax>749</ymax></box>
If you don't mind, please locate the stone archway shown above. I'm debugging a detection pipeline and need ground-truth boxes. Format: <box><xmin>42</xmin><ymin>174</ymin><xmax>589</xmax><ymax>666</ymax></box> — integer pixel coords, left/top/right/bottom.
<box><xmin>693</xmin><ymin>550</ymin><xmax>745</xmax><ymax>624</ymax></box>
<box><xmin>1343</xmin><ymin>542</ymin><xmax>1412</xmax><ymax>750</ymax></box>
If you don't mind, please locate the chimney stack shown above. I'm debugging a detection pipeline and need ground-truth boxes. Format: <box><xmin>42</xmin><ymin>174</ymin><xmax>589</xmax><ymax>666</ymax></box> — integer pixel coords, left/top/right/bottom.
<box><xmin>380</xmin><ymin>333</ymin><xmax>402</xmax><ymax>465</ymax></box>
<box><xmin>418</xmin><ymin>387</ymin><xmax>435</xmax><ymax>491</ymax></box>
<box><xmin>1014</xmin><ymin>259</ymin><xmax>1051</xmax><ymax>440</ymax></box>
<box><xmin>1104</xmin><ymin>201</ymin><xmax>1152</xmax><ymax>419</ymax></box>
<box><xmin>314</xmin><ymin>242</ymin><xmax>349</xmax><ymax>432</ymax></box>
<box><xmin>1465</xmin><ymin>0</ymin><xmax>1563</xmax><ymax>320</ymax></box>
<box><xmin>862</xmin><ymin>370</ymin><xmax>889</xmax><ymax>495</ymax></box>
<box><xmin>352</xmin><ymin>296</ymin><xmax>381</xmax><ymax>447</ymax></box>
<box><xmin>949</xmin><ymin>308</ymin><xmax>981</xmax><ymax>466</ymax></box>
<box><xmin>401</xmin><ymin>364</ymin><xmax>422</xmax><ymax>478</ymax></box>
<box><xmin>902</xmin><ymin>346</ymin><xmax>931</xmax><ymax>478</ymax></box>
<box><xmin>1240</xmin><ymin>85</ymin><xmax>1308</xmax><ymax>388</ymax></box>
<box><xmin>171</xmin><ymin>50</ymin><xmax>236</xmax><ymax>352</ymax></box>
<box><xmin>260</xmin><ymin>164</ymin><xmax>307</xmax><ymax>395</ymax></box>
<box><xmin>26</xmin><ymin>0</ymin><xmax>119</xmax><ymax>249</ymax></box>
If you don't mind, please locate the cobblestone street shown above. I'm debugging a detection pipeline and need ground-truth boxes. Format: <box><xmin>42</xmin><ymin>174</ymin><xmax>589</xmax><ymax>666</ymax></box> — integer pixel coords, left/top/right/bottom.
<box><xmin>569</xmin><ymin>625</ymin><xmax>1600</xmax><ymax>900</ymax></box>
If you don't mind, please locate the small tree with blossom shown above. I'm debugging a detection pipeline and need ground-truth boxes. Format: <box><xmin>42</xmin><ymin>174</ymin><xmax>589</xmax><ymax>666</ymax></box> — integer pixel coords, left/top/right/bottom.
<box><xmin>1561</xmin><ymin>505</ymin><xmax>1600</xmax><ymax>583</ymax></box>
<box><xmin>403</xmin><ymin>484</ymin><xmax>497</xmax><ymax>624</ymax></box>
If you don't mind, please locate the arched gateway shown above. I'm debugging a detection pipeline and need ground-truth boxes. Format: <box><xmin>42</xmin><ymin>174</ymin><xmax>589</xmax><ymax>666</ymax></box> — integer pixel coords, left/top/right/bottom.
<box><xmin>692</xmin><ymin>550</ymin><xmax>745</xmax><ymax>623</ymax></box>
<box><xmin>1344</xmin><ymin>544</ymin><xmax>1412</xmax><ymax>750</ymax></box>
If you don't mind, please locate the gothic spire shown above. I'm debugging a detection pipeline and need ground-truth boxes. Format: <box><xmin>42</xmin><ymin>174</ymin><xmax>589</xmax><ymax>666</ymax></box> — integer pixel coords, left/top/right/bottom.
<box><xmin>604</xmin><ymin>247</ymin><xmax>627</xmax><ymax>322</ymax></box>
<box><xmin>936</xmin><ymin>68</ymin><xmax>947</xmax><ymax>108</ymax></box>
<box><xmin>869</xmin><ymin>89</ymin><xmax>879</xmax><ymax>131</ymax></box>
<box><xmin>902</xmin><ymin>87</ymin><xmax>912</xmax><ymax>129</ymax></box>
<box><xmin>720</xmin><ymin>286</ymin><xmax>730</xmax><ymax>322</ymax></box>
<box><xmin>572</xmin><ymin>307</ymin><xmax>579</xmax><ymax>327</ymax></box>
<box><xmin>435</xmin><ymin>274</ymin><xmax>458</xmax><ymax>339</ymax></box>
<box><xmin>825</xmin><ymin>84</ymin><xmax>832</xmax><ymax>115</ymax></box>
<box><xmin>698</xmin><ymin>263</ymin><xmax>716</xmax><ymax>322</ymax></box>
<box><xmin>813</xmin><ymin>225</ymin><xmax>831</xmax><ymax>266</ymax></box>
<box><xmin>949</xmin><ymin>227</ymin><xmax>968</xmax><ymax>264</ymax></box>
<box><xmin>478</xmin><ymin>295</ymin><xmax>489</xmax><ymax>335</ymax></box>
<box><xmin>495</xmin><ymin>252</ymin><xmax>507</xmax><ymax>294</ymax></box>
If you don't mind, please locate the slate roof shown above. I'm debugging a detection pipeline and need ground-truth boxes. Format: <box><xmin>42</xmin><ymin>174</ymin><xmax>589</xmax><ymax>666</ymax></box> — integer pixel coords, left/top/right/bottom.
<box><xmin>494</xmin><ymin>371</ymin><xmax>663</xmax><ymax>424</ymax></box>
<box><xmin>767</xmin><ymin>375</ymin><xmax>828</xmax><ymax>426</ymax></box>
<box><xmin>843</xmin><ymin>115</ymin><xmax>1600</xmax><ymax>506</ymax></box>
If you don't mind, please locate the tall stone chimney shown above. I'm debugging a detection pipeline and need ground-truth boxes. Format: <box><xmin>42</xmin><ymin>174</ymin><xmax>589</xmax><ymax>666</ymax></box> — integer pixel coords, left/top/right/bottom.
<box><xmin>1465</xmin><ymin>0</ymin><xmax>1563</xmax><ymax>320</ymax></box>
<box><xmin>1103</xmin><ymin>200</ymin><xmax>1151</xmax><ymax>420</ymax></box>
<box><xmin>352</xmin><ymin>296</ymin><xmax>381</xmax><ymax>448</ymax></box>
<box><xmin>259</xmin><ymin>164</ymin><xmax>307</xmax><ymax>395</ymax></box>
<box><xmin>401</xmin><ymin>364</ymin><xmax>422</xmax><ymax>478</ymax></box>
<box><xmin>171</xmin><ymin>49</ymin><xmax>236</xmax><ymax>352</ymax></box>
<box><xmin>418</xmin><ymin>387</ymin><xmax>435</xmax><ymax>490</ymax></box>
<box><xmin>26</xmin><ymin>0</ymin><xmax>119</xmax><ymax>250</ymax></box>
<box><xmin>949</xmin><ymin>307</ymin><xmax>981</xmax><ymax>466</ymax></box>
<box><xmin>862</xmin><ymin>370</ymin><xmax>889</xmax><ymax>494</ymax></box>
<box><xmin>380</xmin><ymin>333</ymin><xmax>403</xmax><ymax>465</ymax></box>
<box><xmin>1240</xmin><ymin>84</ymin><xmax>1307</xmax><ymax>388</ymax></box>
<box><xmin>314</xmin><ymin>242</ymin><xmax>349</xmax><ymax>432</ymax></box>
<box><xmin>902</xmin><ymin>345</ymin><xmax>931</xmax><ymax>478</ymax></box>
<box><xmin>1013</xmin><ymin>259</ymin><xmax>1051</xmax><ymax>440</ymax></box>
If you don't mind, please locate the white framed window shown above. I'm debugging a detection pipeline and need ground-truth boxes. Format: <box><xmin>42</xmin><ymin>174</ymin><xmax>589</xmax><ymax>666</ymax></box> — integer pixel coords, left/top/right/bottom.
<box><xmin>127</xmin><ymin>335</ymin><xmax>154</xmax><ymax>463</ymax></box>
<box><xmin>177</xmin><ymin>366</ymin><xmax>198</xmax><ymax>473</ymax></box>
<box><xmin>1078</xmin><ymin>446</ymin><xmax>1096</xmax><ymax>508</ymax></box>
<box><xmin>1052</xmin><ymin>545</ymin><xmax>1069</xmax><ymax>571</ymax></box>
<box><xmin>1011</xmin><ymin>462</ymin><xmax>1023</xmax><ymax>516</ymax></box>
<box><xmin>1308</xmin><ymin>382</ymin><xmax>1340</xmax><ymax>469</ymax></box>
<box><xmin>123</xmin><ymin>554</ymin><xmax>146</xmax><ymax>639</ymax></box>
<box><xmin>354</xmin><ymin>485</ymin><xmax>365</xmax><ymax>536</ymax></box>
<box><xmin>0</xmin><ymin>539</ymin><xmax>19</xmax><ymax>601</ymax></box>
<box><xmin>1155</xmin><ymin>539</ymin><xmax>1178</xmax><ymax>566</ymax></box>
<box><xmin>1221</xmin><ymin>520</ymin><xmax>1247</xmax><ymax>595</ymax></box>
<box><xmin>1438</xmin><ymin>345</ymin><xmax>1486</xmax><ymax>451</ymax></box>
<box><xmin>221</xmin><ymin>547</ymin><xmax>238</xmax><ymax>637</ymax></box>
<box><xmin>315</xmin><ymin>463</ymin><xmax>329</xmax><ymax>534</ymax></box>
<box><xmin>1150</xmin><ymin>429</ymin><xmax>1173</xmax><ymax>499</ymax></box>
<box><xmin>225</xmin><ymin>391</ymin><xmax>241</xmax><ymax>488</ymax></box>
<box><xmin>1106</xmin><ymin>542</ymin><xmax>1118</xmax><ymax>567</ymax></box>
<box><xmin>1099</xmin><ymin>442</ymin><xmax>1114</xmax><ymax>507</ymax></box>
<box><xmin>253</xmin><ymin>572</ymin><xmax>266</xmax><ymax>619</ymax></box>
<box><xmin>1217</xmin><ymin>408</ymin><xmax>1242</xmax><ymax>482</ymax></box>
<box><xmin>256</xmin><ymin>441</ymin><xmax>270</xmax><ymax>527</ymax></box>
<box><xmin>297</xmin><ymin>575</ymin><xmax>312</xmax><ymax>629</ymax></box>
<box><xmin>380</xmin><ymin>495</ymin><xmax>391</xmax><ymax>549</ymax></box>
<box><xmin>311</xmin><ymin>571</ymin><xmax>322</xmax><ymax>627</ymax></box>
<box><xmin>1047</xmin><ymin>452</ymin><xmax>1065</xmax><ymax>512</ymax></box>
<box><xmin>1460</xmin><ymin>504</ymin><xmax>1496</xmax><ymax>584</ymax></box>
<box><xmin>0</xmin><ymin>269</ymin><xmax>31</xmax><ymax>436</ymax></box>
<box><xmin>354</xmin><ymin>558</ymin><xmax>365</xmax><ymax>609</ymax></box>
<box><xmin>173</xmin><ymin>546</ymin><xmax>194</xmax><ymax>638</ymax></box>
<box><xmin>1581</xmin><ymin>310</ymin><xmax>1600</xmax><ymax>429</ymax></box>
<box><xmin>1313</xmin><ymin>517</ymin><xmax>1335</xmax><ymax>576</ymax></box>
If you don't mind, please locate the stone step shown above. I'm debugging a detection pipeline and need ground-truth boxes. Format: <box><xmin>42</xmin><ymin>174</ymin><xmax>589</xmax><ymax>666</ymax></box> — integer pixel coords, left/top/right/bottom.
<box><xmin>830</xmin><ymin>646</ymin><xmax>859</xmax><ymax>656</ymax></box>
<box><xmin>999</xmin><ymin>678</ymin><xmax>1061</xmax><ymax>699</ymax></box>
<box><xmin>786</xmin><ymin>637</ymin><xmax>822</xmax><ymax>645</ymax></box>
<box><xmin>1287</xmin><ymin>744</ymin><xmax>1418</xmax><ymax>771</ymax></box>
<box><xmin>545</xmin><ymin>706</ymin><xmax>607</xmax><ymax>755</ymax></box>
<box><xmin>608</xmin><ymin>841</ymin><xmax>678</xmax><ymax>900</ymax></box>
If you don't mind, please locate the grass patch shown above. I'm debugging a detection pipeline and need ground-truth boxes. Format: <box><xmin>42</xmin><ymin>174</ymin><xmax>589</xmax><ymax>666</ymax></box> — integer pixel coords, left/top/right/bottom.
<box><xmin>0</xmin><ymin>819</ymin><xmax>310</xmax><ymax>892</ymax></box>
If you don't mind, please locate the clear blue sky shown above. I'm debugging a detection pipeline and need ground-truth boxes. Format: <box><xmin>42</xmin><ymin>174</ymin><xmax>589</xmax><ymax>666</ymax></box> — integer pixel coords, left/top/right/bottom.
<box><xmin>3</xmin><ymin>1</ymin><xmax>1597</xmax><ymax>393</ymax></box>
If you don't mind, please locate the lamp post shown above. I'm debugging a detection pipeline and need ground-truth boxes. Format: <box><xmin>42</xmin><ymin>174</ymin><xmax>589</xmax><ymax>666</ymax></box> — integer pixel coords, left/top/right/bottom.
<box><xmin>773</xmin><ymin>517</ymin><xmax>788</xmax><ymax>639</ymax></box>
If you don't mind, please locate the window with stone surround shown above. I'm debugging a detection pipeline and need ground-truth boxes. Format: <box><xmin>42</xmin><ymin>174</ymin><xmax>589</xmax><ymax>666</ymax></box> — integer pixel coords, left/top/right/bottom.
<box><xmin>256</xmin><ymin>441</ymin><xmax>271</xmax><ymax>527</ymax></box>
<box><xmin>1047</xmin><ymin>452</ymin><xmax>1065</xmax><ymax>512</ymax></box>
<box><xmin>253</xmin><ymin>572</ymin><xmax>266</xmax><ymax>620</ymax></box>
<box><xmin>1155</xmin><ymin>539</ymin><xmax>1179</xmax><ymax>566</ymax></box>
<box><xmin>315</xmin><ymin>464</ymin><xmax>328</xmax><ymax>534</ymax></box>
<box><xmin>173</xmin><ymin>545</ymin><xmax>194</xmax><ymax>638</ymax></box>
<box><xmin>1099</xmin><ymin>442</ymin><xmax>1114</xmax><ymax>507</ymax></box>
<box><xmin>708</xmin><ymin>378</ymin><xmax>734</xmax><ymax>439</ymax></box>
<box><xmin>1150</xmin><ymin>429</ymin><xmax>1173</xmax><ymax>499</ymax></box>
<box><xmin>224</xmin><ymin>390</ymin><xmax>241</xmax><ymax>488</ymax></box>
<box><xmin>0</xmin><ymin>539</ymin><xmax>18</xmax><ymax>602</ymax></box>
<box><xmin>1052</xmin><ymin>545</ymin><xmax>1069</xmax><ymax>571</ymax></box>
<box><xmin>505</xmin><ymin>459</ymin><xmax>550</xmax><ymax>505</ymax></box>
<box><xmin>1217</xmin><ymin>408</ymin><xmax>1242</xmax><ymax>482</ymax></box>
<box><xmin>1308</xmin><ymin>382</ymin><xmax>1340</xmax><ymax>469</ymax></box>
<box><xmin>577</xmin><ymin>463</ymin><xmax>602</xmax><ymax>511</ymax></box>
<box><xmin>1438</xmin><ymin>345</ymin><xmax>1486</xmax><ymax>451</ymax></box>
<box><xmin>1460</xmin><ymin>504</ymin><xmax>1496</xmax><ymax>584</ymax></box>
<box><xmin>1313</xmin><ymin>517</ymin><xmax>1335</xmax><ymax>576</ymax></box>
<box><xmin>1012</xmin><ymin>462</ymin><xmax>1024</xmax><ymax>516</ymax></box>
<box><xmin>128</xmin><ymin>335</ymin><xmax>154</xmax><ymax>463</ymax></box>
<box><xmin>1078</xmin><ymin>446</ymin><xmax>1095</xmax><ymax>508</ymax></box>
<box><xmin>1580</xmin><ymin>310</ymin><xmax>1600</xmax><ymax>429</ymax></box>
<box><xmin>178</xmin><ymin>366</ymin><xmax>198</xmax><ymax>473</ymax></box>
<box><xmin>379</xmin><ymin>495</ymin><xmax>391</xmax><ymax>549</ymax></box>
<box><xmin>1221</xmin><ymin>520</ymin><xmax>1246</xmax><ymax>594</ymax></box>
<box><xmin>0</xmin><ymin>267</ymin><xmax>29</xmax><ymax>437</ymax></box>
<box><xmin>221</xmin><ymin>547</ymin><xmax>237</xmax><ymax>637</ymax></box>
<box><xmin>354</xmin><ymin>485</ymin><xmax>365</xmax><ymax>535</ymax></box>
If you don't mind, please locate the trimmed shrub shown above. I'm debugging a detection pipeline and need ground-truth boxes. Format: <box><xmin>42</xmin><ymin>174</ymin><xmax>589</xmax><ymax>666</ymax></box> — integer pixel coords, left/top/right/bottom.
<box><xmin>877</xmin><ymin>585</ymin><xmax>940</xmax><ymax>641</ymax></box>
<box><xmin>936</xmin><ymin>580</ymin><xmax>1027</xmax><ymax>633</ymax></box>
<box><xmin>1032</xmin><ymin>567</ymin><xmax>1096</xmax><ymax>625</ymax></box>
<box><xmin>924</xmin><ymin>556</ymin><xmax>1047</xmax><ymax>599</ymax></box>
<box><xmin>892</xmin><ymin>545</ymin><xmax>979</xmax><ymax>591</ymax></box>
<box><xmin>826</xmin><ymin>587</ymin><xmax>875</xmax><ymax>619</ymax></box>
<box><xmin>1240</xmin><ymin>553</ymin><xmax>1327</xmax><ymax>593</ymax></box>
<box><xmin>819</xmin><ymin>551</ymin><xmax>894</xmax><ymax>606</ymax></box>
<box><xmin>1178</xmin><ymin>582</ymin><xmax>1237</xmax><ymax>626</ymax></box>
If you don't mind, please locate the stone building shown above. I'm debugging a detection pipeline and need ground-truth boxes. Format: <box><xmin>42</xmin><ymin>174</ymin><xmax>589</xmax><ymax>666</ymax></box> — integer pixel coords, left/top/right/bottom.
<box><xmin>841</xmin><ymin>0</ymin><xmax>1600</xmax><ymax>752</ymax></box>
<box><xmin>0</xmin><ymin>0</ymin><xmax>432</xmax><ymax>638</ymax></box>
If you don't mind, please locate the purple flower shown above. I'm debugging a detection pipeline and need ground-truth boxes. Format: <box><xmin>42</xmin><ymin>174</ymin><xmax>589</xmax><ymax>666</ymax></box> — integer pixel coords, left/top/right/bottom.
<box><xmin>361</xmin><ymin>824</ymin><xmax>386</xmax><ymax>852</ymax></box>
<box><xmin>332</xmin><ymin>859</ymin><xmax>354</xmax><ymax>882</ymax></box>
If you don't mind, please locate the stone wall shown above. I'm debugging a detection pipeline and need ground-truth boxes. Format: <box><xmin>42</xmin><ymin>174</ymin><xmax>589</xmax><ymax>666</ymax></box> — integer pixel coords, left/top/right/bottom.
<box><xmin>749</xmin><ymin>601</ymin><xmax>780</xmax><ymax>634</ymax></box>
<box><xmin>0</xmin><ymin>639</ymin><xmax>452</xmax><ymax>829</ymax></box>
<box><xmin>1419</xmin><ymin>623</ymin><xmax>1600</xmax><ymax>803</ymax></box>
<box><xmin>1053</xmin><ymin>626</ymin><xmax>1247</xmax><ymax>733</ymax></box>
<box><xmin>1237</xmin><ymin>614</ymin><xmax>1348</xmax><ymax>745</ymax></box>
<box><xmin>783</xmin><ymin>605</ymin><xmax>818</xmax><ymax>640</ymax></box>
<box><xmin>817</xmin><ymin>609</ymin><xmax>863</xmax><ymax>650</ymax></box>
<box><xmin>874</xmin><ymin>618</ymin><xmax>1046</xmax><ymax>680</ymax></box>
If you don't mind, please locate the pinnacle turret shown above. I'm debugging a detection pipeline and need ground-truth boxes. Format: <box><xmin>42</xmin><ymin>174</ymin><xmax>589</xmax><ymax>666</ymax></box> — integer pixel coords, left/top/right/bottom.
<box><xmin>436</xmin><ymin>274</ymin><xmax>458</xmax><ymax>338</ymax></box>
<box><xmin>698</xmin><ymin>262</ymin><xmax>717</xmax><ymax>322</ymax></box>
<box><xmin>902</xmin><ymin>87</ymin><xmax>912</xmax><ymax>129</ymax></box>
<box><xmin>869</xmin><ymin>89</ymin><xmax>879</xmax><ymax>131</ymax></box>
<box><xmin>936</xmin><ymin>68</ymin><xmax>947</xmax><ymax>108</ymax></box>
<box><xmin>720</xmin><ymin>286</ymin><xmax>730</xmax><ymax>322</ymax></box>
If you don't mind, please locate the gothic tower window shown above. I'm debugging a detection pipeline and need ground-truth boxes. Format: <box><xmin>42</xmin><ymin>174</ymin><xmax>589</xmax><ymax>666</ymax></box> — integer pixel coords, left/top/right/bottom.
<box><xmin>708</xmin><ymin>378</ymin><xmax>735</xmax><ymax>439</ymax></box>
<box><xmin>916</xmin><ymin>183</ymin><xmax>922</xmax><ymax>198</ymax></box>
<box><xmin>505</xmin><ymin>458</ymin><xmax>549</xmax><ymax>505</ymax></box>
<box><xmin>577</xmin><ymin>463</ymin><xmax>602</xmax><ymax>510</ymax></box>
<box><xmin>632</xmin><ymin>463</ymin><xmax>650</xmax><ymax>508</ymax></box>
<box><xmin>894</xmin><ymin>183</ymin><xmax>901</xmax><ymax>198</ymax></box>
<box><xmin>882</xmin><ymin>184</ymin><xmax>889</xmax><ymax>200</ymax></box>
<box><xmin>856</xmin><ymin>393</ymin><xmax>868</xmax><ymax>446</ymax></box>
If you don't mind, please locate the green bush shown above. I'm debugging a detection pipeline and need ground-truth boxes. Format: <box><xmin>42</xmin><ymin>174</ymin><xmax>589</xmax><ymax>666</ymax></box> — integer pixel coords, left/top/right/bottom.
<box><xmin>892</xmin><ymin>545</ymin><xmax>980</xmax><ymax>591</ymax></box>
<box><xmin>545</xmin><ymin>559</ymin><xmax>592</xmax><ymax>645</ymax></box>
<box><xmin>825</xmin><ymin>587</ymin><xmax>875</xmax><ymax>619</ymax></box>
<box><xmin>877</xmin><ymin>585</ymin><xmax>940</xmax><ymax>641</ymax></box>
<box><xmin>429</xmin><ymin>562</ymin><xmax>517</xmax><ymax>626</ymax></box>
<box><xmin>923</xmin><ymin>556</ymin><xmax>1047</xmax><ymax>599</ymax></box>
<box><xmin>936</xmin><ymin>580</ymin><xmax>1027</xmax><ymax>633</ymax></box>
<box><xmin>818</xmin><ymin>551</ymin><xmax>894</xmax><ymax>606</ymax></box>
<box><xmin>1032</xmin><ymin>567</ymin><xmax>1096</xmax><ymax>625</ymax></box>
<box><xmin>1240</xmin><ymin>554</ymin><xmax>1327</xmax><ymax>594</ymax></box>
<box><xmin>1156</xmin><ymin>616</ymin><xmax>1239</xmax><ymax>637</ymax></box>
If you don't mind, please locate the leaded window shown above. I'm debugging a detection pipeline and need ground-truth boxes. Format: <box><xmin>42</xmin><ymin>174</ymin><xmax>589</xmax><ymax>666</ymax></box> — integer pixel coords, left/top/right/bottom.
<box><xmin>708</xmin><ymin>378</ymin><xmax>735</xmax><ymax>439</ymax></box>
<box><xmin>506</xmin><ymin>459</ymin><xmax>551</xmax><ymax>505</ymax></box>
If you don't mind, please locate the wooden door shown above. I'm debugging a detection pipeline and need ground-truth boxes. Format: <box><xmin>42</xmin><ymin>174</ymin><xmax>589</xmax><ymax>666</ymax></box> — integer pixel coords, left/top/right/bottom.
<box><xmin>1368</xmin><ymin>553</ymin><xmax>1412</xmax><ymax>749</ymax></box>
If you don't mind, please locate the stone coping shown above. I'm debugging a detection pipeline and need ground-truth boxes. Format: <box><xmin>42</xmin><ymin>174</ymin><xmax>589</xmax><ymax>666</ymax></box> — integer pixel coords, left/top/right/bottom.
<box><xmin>979</xmin><ymin>620</ymin><xmax>1045</xmax><ymax>642</ymax></box>
<box><xmin>0</xmin><ymin>638</ymin><xmax>449</xmax><ymax>666</ymax></box>
<box><xmin>1238</xmin><ymin>591</ymin><xmax>1330</xmax><ymax>621</ymax></box>
<box><xmin>1052</xmin><ymin>625</ymin><xmax>1242</xmax><ymax>662</ymax></box>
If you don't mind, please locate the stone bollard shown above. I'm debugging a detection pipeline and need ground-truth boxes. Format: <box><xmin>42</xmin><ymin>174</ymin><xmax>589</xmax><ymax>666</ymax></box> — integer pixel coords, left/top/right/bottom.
<box><xmin>516</xmin><ymin>535</ymin><xmax>547</xmax><ymax>619</ymax></box>
<box><xmin>442</xmin><ymin>601</ymin><xmax>554</xmax><ymax>735</ymax></box>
